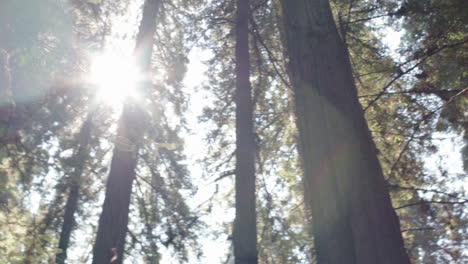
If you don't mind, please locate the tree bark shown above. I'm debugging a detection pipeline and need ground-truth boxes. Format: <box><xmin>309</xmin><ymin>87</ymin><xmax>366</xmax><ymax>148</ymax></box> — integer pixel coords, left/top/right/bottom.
<box><xmin>234</xmin><ymin>0</ymin><xmax>257</xmax><ymax>263</ymax></box>
<box><xmin>56</xmin><ymin>115</ymin><xmax>93</xmax><ymax>264</ymax></box>
<box><xmin>278</xmin><ymin>1</ymin><xmax>411</xmax><ymax>263</ymax></box>
<box><xmin>91</xmin><ymin>0</ymin><xmax>160</xmax><ymax>263</ymax></box>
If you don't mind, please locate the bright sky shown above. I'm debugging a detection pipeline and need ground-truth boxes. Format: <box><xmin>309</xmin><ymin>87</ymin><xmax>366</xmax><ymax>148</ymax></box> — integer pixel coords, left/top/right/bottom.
<box><xmin>183</xmin><ymin>48</ymin><xmax>233</xmax><ymax>263</ymax></box>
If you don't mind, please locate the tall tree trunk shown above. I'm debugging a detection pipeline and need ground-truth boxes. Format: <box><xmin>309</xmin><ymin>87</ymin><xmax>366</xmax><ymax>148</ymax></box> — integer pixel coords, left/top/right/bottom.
<box><xmin>234</xmin><ymin>0</ymin><xmax>257</xmax><ymax>263</ymax></box>
<box><xmin>278</xmin><ymin>1</ymin><xmax>411</xmax><ymax>264</ymax></box>
<box><xmin>56</xmin><ymin>115</ymin><xmax>93</xmax><ymax>264</ymax></box>
<box><xmin>92</xmin><ymin>0</ymin><xmax>160</xmax><ymax>263</ymax></box>
<box><xmin>0</xmin><ymin>48</ymin><xmax>17</xmax><ymax>143</ymax></box>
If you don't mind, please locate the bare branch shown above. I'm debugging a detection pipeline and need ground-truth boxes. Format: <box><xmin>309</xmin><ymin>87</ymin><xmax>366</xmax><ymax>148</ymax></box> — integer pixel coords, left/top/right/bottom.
<box><xmin>401</xmin><ymin>227</ymin><xmax>435</xmax><ymax>233</ymax></box>
<box><xmin>363</xmin><ymin>39</ymin><xmax>468</xmax><ymax>111</ymax></box>
<box><xmin>395</xmin><ymin>200</ymin><xmax>468</xmax><ymax>210</ymax></box>
<box><xmin>386</xmin><ymin>88</ymin><xmax>467</xmax><ymax>180</ymax></box>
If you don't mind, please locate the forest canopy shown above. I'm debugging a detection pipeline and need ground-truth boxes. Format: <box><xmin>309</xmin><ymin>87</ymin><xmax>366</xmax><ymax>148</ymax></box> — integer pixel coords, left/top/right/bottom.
<box><xmin>0</xmin><ymin>0</ymin><xmax>466</xmax><ymax>263</ymax></box>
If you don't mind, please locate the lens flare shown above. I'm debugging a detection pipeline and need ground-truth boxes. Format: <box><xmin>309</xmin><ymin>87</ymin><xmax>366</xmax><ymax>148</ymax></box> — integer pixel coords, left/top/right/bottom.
<box><xmin>89</xmin><ymin>52</ymin><xmax>140</xmax><ymax>105</ymax></box>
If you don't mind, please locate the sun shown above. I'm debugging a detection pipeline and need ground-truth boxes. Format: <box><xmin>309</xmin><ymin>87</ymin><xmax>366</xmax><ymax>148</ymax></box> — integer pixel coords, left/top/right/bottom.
<box><xmin>89</xmin><ymin>51</ymin><xmax>140</xmax><ymax>105</ymax></box>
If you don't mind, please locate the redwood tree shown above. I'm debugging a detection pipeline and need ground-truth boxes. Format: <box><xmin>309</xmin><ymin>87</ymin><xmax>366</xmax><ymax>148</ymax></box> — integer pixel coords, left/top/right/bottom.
<box><xmin>91</xmin><ymin>0</ymin><xmax>160</xmax><ymax>263</ymax></box>
<box><xmin>234</xmin><ymin>0</ymin><xmax>257</xmax><ymax>263</ymax></box>
<box><xmin>56</xmin><ymin>114</ymin><xmax>93</xmax><ymax>264</ymax></box>
<box><xmin>279</xmin><ymin>0</ymin><xmax>411</xmax><ymax>263</ymax></box>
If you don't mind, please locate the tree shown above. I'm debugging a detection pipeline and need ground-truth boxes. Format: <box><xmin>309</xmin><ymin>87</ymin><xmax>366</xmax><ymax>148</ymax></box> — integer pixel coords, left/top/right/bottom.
<box><xmin>234</xmin><ymin>0</ymin><xmax>258</xmax><ymax>263</ymax></box>
<box><xmin>56</xmin><ymin>113</ymin><xmax>93</xmax><ymax>264</ymax></box>
<box><xmin>334</xmin><ymin>1</ymin><xmax>467</xmax><ymax>261</ymax></box>
<box><xmin>197</xmin><ymin>1</ymin><xmax>312</xmax><ymax>262</ymax></box>
<box><xmin>278</xmin><ymin>0</ymin><xmax>411</xmax><ymax>263</ymax></box>
<box><xmin>0</xmin><ymin>49</ymin><xmax>15</xmax><ymax>142</ymax></box>
<box><xmin>91</xmin><ymin>0</ymin><xmax>161</xmax><ymax>263</ymax></box>
<box><xmin>0</xmin><ymin>1</ymin><xmax>90</xmax><ymax>262</ymax></box>
<box><xmin>1</xmin><ymin>0</ymin><xmax>466</xmax><ymax>263</ymax></box>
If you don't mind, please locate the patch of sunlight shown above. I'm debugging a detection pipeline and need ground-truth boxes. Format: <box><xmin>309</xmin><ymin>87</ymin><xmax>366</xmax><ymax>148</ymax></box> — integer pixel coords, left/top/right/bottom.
<box><xmin>89</xmin><ymin>50</ymin><xmax>141</xmax><ymax>106</ymax></box>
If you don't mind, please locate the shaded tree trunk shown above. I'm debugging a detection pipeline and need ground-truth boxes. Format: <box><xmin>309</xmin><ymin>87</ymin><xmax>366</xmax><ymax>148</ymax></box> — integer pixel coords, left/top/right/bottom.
<box><xmin>91</xmin><ymin>0</ymin><xmax>160</xmax><ymax>263</ymax></box>
<box><xmin>56</xmin><ymin>115</ymin><xmax>93</xmax><ymax>264</ymax></box>
<box><xmin>234</xmin><ymin>0</ymin><xmax>257</xmax><ymax>263</ymax></box>
<box><xmin>0</xmin><ymin>48</ymin><xmax>17</xmax><ymax>143</ymax></box>
<box><xmin>278</xmin><ymin>1</ymin><xmax>411</xmax><ymax>263</ymax></box>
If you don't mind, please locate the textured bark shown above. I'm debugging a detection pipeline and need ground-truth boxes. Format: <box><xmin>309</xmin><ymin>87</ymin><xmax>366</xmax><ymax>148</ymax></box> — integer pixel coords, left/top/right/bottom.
<box><xmin>234</xmin><ymin>0</ymin><xmax>257</xmax><ymax>263</ymax></box>
<box><xmin>279</xmin><ymin>1</ymin><xmax>411</xmax><ymax>263</ymax></box>
<box><xmin>56</xmin><ymin>116</ymin><xmax>93</xmax><ymax>264</ymax></box>
<box><xmin>91</xmin><ymin>107</ymin><xmax>140</xmax><ymax>264</ymax></box>
<box><xmin>91</xmin><ymin>0</ymin><xmax>160</xmax><ymax>263</ymax></box>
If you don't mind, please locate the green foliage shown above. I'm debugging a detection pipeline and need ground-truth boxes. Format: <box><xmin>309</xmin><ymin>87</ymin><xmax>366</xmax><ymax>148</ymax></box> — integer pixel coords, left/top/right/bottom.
<box><xmin>0</xmin><ymin>0</ymin><xmax>466</xmax><ymax>263</ymax></box>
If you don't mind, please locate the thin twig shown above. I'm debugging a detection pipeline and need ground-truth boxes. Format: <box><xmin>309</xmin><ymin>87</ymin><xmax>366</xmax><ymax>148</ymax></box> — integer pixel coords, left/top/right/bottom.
<box><xmin>401</xmin><ymin>227</ymin><xmax>435</xmax><ymax>233</ymax></box>
<box><xmin>395</xmin><ymin>200</ymin><xmax>468</xmax><ymax>210</ymax></box>
<box><xmin>359</xmin><ymin>89</ymin><xmax>463</xmax><ymax>98</ymax></box>
<box><xmin>389</xmin><ymin>184</ymin><xmax>465</xmax><ymax>200</ymax></box>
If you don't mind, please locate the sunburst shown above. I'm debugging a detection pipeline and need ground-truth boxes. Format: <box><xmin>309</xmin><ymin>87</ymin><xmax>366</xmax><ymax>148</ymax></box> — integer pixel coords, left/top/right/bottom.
<box><xmin>89</xmin><ymin>51</ymin><xmax>140</xmax><ymax>106</ymax></box>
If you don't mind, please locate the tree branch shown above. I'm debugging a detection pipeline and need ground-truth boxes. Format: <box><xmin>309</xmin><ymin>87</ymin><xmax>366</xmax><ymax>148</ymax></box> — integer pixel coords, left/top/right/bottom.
<box><xmin>363</xmin><ymin>39</ymin><xmax>468</xmax><ymax>111</ymax></box>
<box><xmin>401</xmin><ymin>227</ymin><xmax>435</xmax><ymax>233</ymax></box>
<box><xmin>386</xmin><ymin>88</ymin><xmax>467</xmax><ymax>180</ymax></box>
<box><xmin>395</xmin><ymin>200</ymin><xmax>468</xmax><ymax>210</ymax></box>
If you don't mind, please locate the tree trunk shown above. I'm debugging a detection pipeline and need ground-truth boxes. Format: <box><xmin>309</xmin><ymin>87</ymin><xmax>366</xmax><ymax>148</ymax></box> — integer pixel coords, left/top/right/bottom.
<box><xmin>56</xmin><ymin>115</ymin><xmax>93</xmax><ymax>264</ymax></box>
<box><xmin>0</xmin><ymin>48</ymin><xmax>17</xmax><ymax>143</ymax></box>
<box><xmin>91</xmin><ymin>0</ymin><xmax>160</xmax><ymax>263</ymax></box>
<box><xmin>234</xmin><ymin>0</ymin><xmax>257</xmax><ymax>263</ymax></box>
<box><xmin>278</xmin><ymin>1</ymin><xmax>411</xmax><ymax>263</ymax></box>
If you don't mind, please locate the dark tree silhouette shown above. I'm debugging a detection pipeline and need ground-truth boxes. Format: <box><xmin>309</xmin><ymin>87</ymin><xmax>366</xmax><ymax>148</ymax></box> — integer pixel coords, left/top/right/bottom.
<box><xmin>233</xmin><ymin>0</ymin><xmax>258</xmax><ymax>263</ymax></box>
